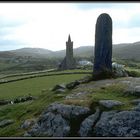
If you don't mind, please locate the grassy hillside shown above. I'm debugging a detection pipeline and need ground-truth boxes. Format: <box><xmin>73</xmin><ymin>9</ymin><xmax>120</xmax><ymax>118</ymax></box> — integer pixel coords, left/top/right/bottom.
<box><xmin>0</xmin><ymin>68</ymin><xmax>140</xmax><ymax>136</ymax></box>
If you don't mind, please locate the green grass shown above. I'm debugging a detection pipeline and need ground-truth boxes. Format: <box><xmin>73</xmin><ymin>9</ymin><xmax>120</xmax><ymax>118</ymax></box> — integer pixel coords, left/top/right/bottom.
<box><xmin>0</xmin><ymin>71</ymin><xmax>89</xmax><ymax>136</ymax></box>
<box><xmin>0</xmin><ymin>90</ymin><xmax>70</xmax><ymax>136</ymax></box>
<box><xmin>88</xmin><ymin>83</ymin><xmax>137</xmax><ymax>111</ymax></box>
<box><xmin>0</xmin><ymin>74</ymin><xmax>88</xmax><ymax>100</ymax></box>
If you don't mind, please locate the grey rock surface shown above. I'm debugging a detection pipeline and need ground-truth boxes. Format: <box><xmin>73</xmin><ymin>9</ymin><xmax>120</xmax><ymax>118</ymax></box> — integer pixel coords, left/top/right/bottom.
<box><xmin>45</xmin><ymin>103</ymin><xmax>91</xmax><ymax>120</ymax></box>
<box><xmin>99</xmin><ymin>100</ymin><xmax>124</xmax><ymax>109</ymax></box>
<box><xmin>21</xmin><ymin>119</ymin><xmax>36</xmax><ymax>129</ymax></box>
<box><xmin>27</xmin><ymin>112</ymin><xmax>70</xmax><ymax>137</ymax></box>
<box><xmin>79</xmin><ymin>108</ymin><xmax>100</xmax><ymax>137</ymax></box>
<box><xmin>26</xmin><ymin>103</ymin><xmax>91</xmax><ymax>137</ymax></box>
<box><xmin>94</xmin><ymin>110</ymin><xmax>140</xmax><ymax>136</ymax></box>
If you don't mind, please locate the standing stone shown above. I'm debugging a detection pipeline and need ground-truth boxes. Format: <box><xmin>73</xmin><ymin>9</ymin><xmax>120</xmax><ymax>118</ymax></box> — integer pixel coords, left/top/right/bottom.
<box><xmin>93</xmin><ymin>13</ymin><xmax>112</xmax><ymax>79</ymax></box>
<box><xmin>59</xmin><ymin>35</ymin><xmax>76</xmax><ymax>70</ymax></box>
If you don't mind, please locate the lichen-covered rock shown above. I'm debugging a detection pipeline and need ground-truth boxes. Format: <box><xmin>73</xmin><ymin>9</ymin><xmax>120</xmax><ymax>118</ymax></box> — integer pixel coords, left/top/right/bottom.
<box><xmin>21</xmin><ymin>119</ymin><xmax>36</xmax><ymax>129</ymax></box>
<box><xmin>26</xmin><ymin>103</ymin><xmax>91</xmax><ymax>137</ymax></box>
<box><xmin>79</xmin><ymin>108</ymin><xmax>100</xmax><ymax>137</ymax></box>
<box><xmin>45</xmin><ymin>103</ymin><xmax>91</xmax><ymax>120</ymax></box>
<box><xmin>26</xmin><ymin>112</ymin><xmax>70</xmax><ymax>137</ymax></box>
<box><xmin>0</xmin><ymin>119</ymin><xmax>14</xmax><ymax>128</ymax></box>
<box><xmin>94</xmin><ymin>110</ymin><xmax>140</xmax><ymax>136</ymax></box>
<box><xmin>99</xmin><ymin>100</ymin><xmax>124</xmax><ymax>109</ymax></box>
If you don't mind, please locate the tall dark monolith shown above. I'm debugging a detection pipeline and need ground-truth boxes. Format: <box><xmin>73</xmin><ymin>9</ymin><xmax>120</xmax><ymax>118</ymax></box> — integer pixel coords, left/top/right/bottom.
<box><xmin>93</xmin><ymin>13</ymin><xmax>112</xmax><ymax>79</ymax></box>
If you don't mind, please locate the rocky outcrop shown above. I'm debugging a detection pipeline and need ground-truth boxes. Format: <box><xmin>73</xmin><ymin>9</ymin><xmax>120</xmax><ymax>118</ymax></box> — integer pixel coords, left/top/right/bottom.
<box><xmin>94</xmin><ymin>110</ymin><xmax>140</xmax><ymax>137</ymax></box>
<box><xmin>23</xmin><ymin>101</ymin><xmax>140</xmax><ymax>137</ymax></box>
<box><xmin>78</xmin><ymin>107</ymin><xmax>100</xmax><ymax>137</ymax></box>
<box><xmin>27</xmin><ymin>112</ymin><xmax>70</xmax><ymax>137</ymax></box>
<box><xmin>25</xmin><ymin>103</ymin><xmax>91</xmax><ymax>137</ymax></box>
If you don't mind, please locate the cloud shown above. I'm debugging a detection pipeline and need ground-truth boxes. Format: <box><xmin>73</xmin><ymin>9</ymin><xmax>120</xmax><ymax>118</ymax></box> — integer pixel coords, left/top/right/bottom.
<box><xmin>0</xmin><ymin>3</ymin><xmax>140</xmax><ymax>51</ymax></box>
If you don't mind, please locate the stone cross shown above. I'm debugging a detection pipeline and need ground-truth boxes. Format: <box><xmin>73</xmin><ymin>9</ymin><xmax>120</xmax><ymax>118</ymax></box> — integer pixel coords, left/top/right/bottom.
<box><xmin>93</xmin><ymin>13</ymin><xmax>112</xmax><ymax>79</ymax></box>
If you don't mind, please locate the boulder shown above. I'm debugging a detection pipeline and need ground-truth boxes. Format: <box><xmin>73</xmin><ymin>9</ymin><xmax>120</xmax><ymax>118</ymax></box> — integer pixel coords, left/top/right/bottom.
<box><xmin>79</xmin><ymin>108</ymin><xmax>100</xmax><ymax>137</ymax></box>
<box><xmin>45</xmin><ymin>103</ymin><xmax>91</xmax><ymax>120</ymax></box>
<box><xmin>26</xmin><ymin>103</ymin><xmax>91</xmax><ymax>137</ymax></box>
<box><xmin>99</xmin><ymin>100</ymin><xmax>124</xmax><ymax>109</ymax></box>
<box><xmin>52</xmin><ymin>84</ymin><xmax>66</xmax><ymax>91</ymax></box>
<box><xmin>94</xmin><ymin>110</ymin><xmax>140</xmax><ymax>136</ymax></box>
<box><xmin>27</xmin><ymin>112</ymin><xmax>70</xmax><ymax>137</ymax></box>
<box><xmin>66</xmin><ymin>80</ymin><xmax>80</xmax><ymax>89</ymax></box>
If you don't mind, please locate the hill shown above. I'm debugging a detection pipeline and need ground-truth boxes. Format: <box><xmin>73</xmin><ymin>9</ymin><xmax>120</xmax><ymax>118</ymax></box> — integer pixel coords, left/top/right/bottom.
<box><xmin>0</xmin><ymin>41</ymin><xmax>140</xmax><ymax>60</ymax></box>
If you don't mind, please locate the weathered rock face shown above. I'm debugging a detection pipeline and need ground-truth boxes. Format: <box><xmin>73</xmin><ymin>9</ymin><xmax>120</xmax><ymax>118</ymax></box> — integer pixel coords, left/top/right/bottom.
<box><xmin>25</xmin><ymin>103</ymin><xmax>91</xmax><ymax>137</ymax></box>
<box><xmin>79</xmin><ymin>108</ymin><xmax>100</xmax><ymax>137</ymax></box>
<box><xmin>93</xmin><ymin>13</ymin><xmax>112</xmax><ymax>79</ymax></box>
<box><xmin>26</xmin><ymin>111</ymin><xmax>70</xmax><ymax>137</ymax></box>
<box><xmin>45</xmin><ymin>103</ymin><xmax>91</xmax><ymax>120</ymax></box>
<box><xmin>21</xmin><ymin>119</ymin><xmax>36</xmax><ymax>130</ymax></box>
<box><xmin>94</xmin><ymin>110</ymin><xmax>140</xmax><ymax>137</ymax></box>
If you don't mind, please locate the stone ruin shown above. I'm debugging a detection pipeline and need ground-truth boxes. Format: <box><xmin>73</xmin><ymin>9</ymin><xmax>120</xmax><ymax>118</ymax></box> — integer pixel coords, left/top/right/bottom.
<box><xmin>93</xmin><ymin>13</ymin><xmax>113</xmax><ymax>79</ymax></box>
<box><xmin>58</xmin><ymin>35</ymin><xmax>76</xmax><ymax>70</ymax></box>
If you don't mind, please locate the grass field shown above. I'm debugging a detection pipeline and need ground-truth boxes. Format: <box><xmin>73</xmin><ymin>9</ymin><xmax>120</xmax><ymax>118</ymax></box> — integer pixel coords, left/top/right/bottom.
<box><xmin>0</xmin><ymin>73</ymin><xmax>89</xmax><ymax>100</ymax></box>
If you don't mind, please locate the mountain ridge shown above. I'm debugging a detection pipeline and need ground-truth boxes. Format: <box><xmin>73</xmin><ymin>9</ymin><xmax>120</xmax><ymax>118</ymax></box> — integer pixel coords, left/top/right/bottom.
<box><xmin>0</xmin><ymin>41</ymin><xmax>140</xmax><ymax>60</ymax></box>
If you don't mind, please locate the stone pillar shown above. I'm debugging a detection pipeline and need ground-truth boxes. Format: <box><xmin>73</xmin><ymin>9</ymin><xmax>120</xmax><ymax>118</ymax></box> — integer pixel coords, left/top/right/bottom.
<box><xmin>93</xmin><ymin>13</ymin><xmax>112</xmax><ymax>79</ymax></box>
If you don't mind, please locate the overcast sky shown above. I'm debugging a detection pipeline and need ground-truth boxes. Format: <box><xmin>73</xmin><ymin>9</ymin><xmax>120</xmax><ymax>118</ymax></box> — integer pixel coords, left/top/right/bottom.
<box><xmin>0</xmin><ymin>2</ymin><xmax>140</xmax><ymax>51</ymax></box>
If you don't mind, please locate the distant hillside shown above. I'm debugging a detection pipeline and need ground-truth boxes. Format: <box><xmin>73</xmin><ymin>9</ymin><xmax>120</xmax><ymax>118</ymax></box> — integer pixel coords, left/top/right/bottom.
<box><xmin>0</xmin><ymin>41</ymin><xmax>140</xmax><ymax>61</ymax></box>
<box><xmin>11</xmin><ymin>48</ymin><xmax>54</xmax><ymax>58</ymax></box>
<box><xmin>113</xmin><ymin>42</ymin><xmax>140</xmax><ymax>61</ymax></box>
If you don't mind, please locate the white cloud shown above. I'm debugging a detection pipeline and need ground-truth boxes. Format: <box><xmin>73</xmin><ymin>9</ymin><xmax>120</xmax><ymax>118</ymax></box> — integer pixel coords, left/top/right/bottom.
<box><xmin>0</xmin><ymin>3</ymin><xmax>140</xmax><ymax>51</ymax></box>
